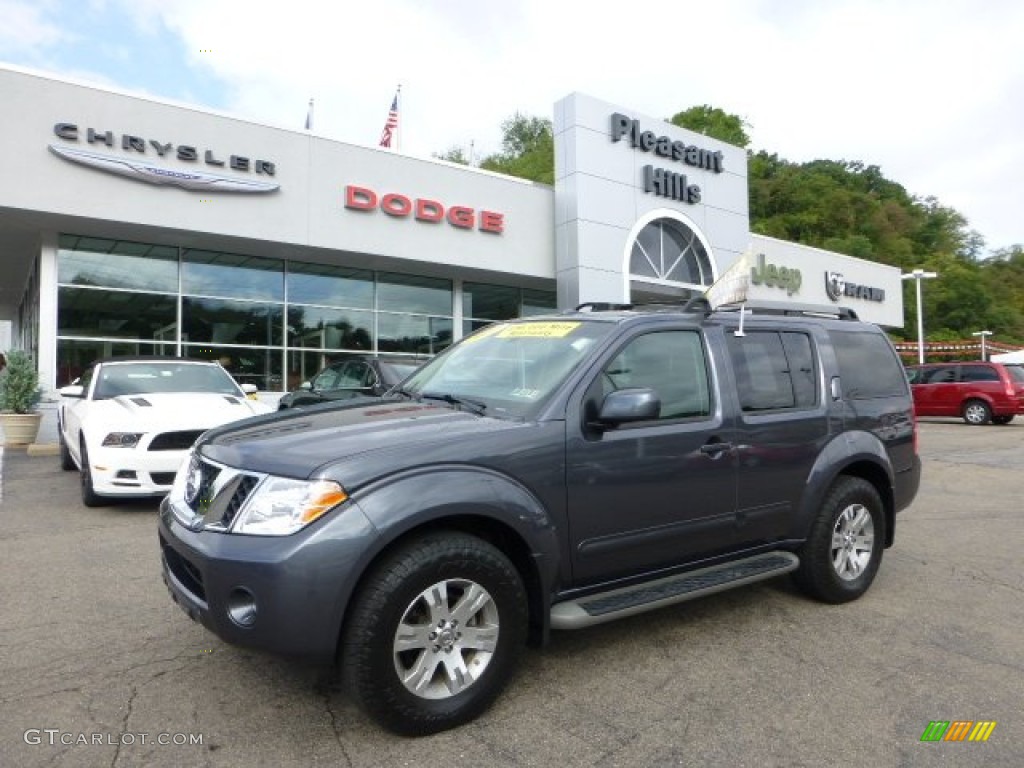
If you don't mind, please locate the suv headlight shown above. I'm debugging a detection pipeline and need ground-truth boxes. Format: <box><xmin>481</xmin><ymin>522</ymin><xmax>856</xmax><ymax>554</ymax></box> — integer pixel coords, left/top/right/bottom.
<box><xmin>232</xmin><ymin>477</ymin><xmax>348</xmax><ymax>536</ymax></box>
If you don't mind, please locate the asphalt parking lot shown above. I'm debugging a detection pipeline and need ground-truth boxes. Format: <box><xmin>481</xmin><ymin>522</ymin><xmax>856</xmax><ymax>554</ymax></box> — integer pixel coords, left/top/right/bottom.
<box><xmin>1</xmin><ymin>420</ymin><xmax>1022</xmax><ymax>767</ymax></box>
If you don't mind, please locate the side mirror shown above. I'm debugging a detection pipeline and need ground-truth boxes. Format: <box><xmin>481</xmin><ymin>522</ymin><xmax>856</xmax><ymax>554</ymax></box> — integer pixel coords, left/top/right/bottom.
<box><xmin>594</xmin><ymin>388</ymin><xmax>660</xmax><ymax>427</ymax></box>
<box><xmin>240</xmin><ymin>383</ymin><xmax>258</xmax><ymax>400</ymax></box>
<box><xmin>299</xmin><ymin>381</ymin><xmax>312</xmax><ymax>391</ymax></box>
<box><xmin>60</xmin><ymin>384</ymin><xmax>85</xmax><ymax>399</ymax></box>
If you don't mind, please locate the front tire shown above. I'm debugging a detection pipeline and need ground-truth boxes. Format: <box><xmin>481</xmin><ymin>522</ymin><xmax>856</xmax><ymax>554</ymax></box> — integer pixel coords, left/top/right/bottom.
<box><xmin>793</xmin><ymin>477</ymin><xmax>884</xmax><ymax>604</ymax></box>
<box><xmin>59</xmin><ymin>430</ymin><xmax>76</xmax><ymax>471</ymax></box>
<box><xmin>341</xmin><ymin>531</ymin><xmax>527</xmax><ymax>736</ymax></box>
<box><xmin>962</xmin><ymin>399</ymin><xmax>992</xmax><ymax>425</ymax></box>
<box><xmin>79</xmin><ymin>441</ymin><xmax>104</xmax><ymax>507</ymax></box>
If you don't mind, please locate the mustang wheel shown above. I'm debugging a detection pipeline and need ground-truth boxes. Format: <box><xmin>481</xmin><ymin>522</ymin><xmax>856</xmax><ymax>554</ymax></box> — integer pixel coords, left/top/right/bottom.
<box><xmin>79</xmin><ymin>441</ymin><xmax>104</xmax><ymax>507</ymax></box>
<box><xmin>793</xmin><ymin>477</ymin><xmax>884</xmax><ymax>604</ymax></box>
<box><xmin>342</xmin><ymin>531</ymin><xmax>527</xmax><ymax>736</ymax></box>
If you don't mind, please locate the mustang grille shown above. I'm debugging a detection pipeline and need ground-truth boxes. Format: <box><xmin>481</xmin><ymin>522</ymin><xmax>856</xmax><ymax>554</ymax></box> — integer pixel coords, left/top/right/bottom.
<box><xmin>149</xmin><ymin>430</ymin><xmax>205</xmax><ymax>451</ymax></box>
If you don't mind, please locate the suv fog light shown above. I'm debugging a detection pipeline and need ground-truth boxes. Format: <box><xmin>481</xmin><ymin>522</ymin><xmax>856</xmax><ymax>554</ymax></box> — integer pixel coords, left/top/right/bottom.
<box><xmin>226</xmin><ymin>588</ymin><xmax>257</xmax><ymax>627</ymax></box>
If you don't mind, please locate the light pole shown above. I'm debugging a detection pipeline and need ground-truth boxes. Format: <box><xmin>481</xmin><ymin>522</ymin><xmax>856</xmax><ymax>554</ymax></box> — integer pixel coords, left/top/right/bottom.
<box><xmin>901</xmin><ymin>269</ymin><xmax>938</xmax><ymax>364</ymax></box>
<box><xmin>972</xmin><ymin>330</ymin><xmax>993</xmax><ymax>361</ymax></box>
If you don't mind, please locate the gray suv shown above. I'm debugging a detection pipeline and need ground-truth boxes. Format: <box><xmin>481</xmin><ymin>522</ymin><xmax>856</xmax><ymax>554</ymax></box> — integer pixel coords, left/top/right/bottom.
<box><xmin>158</xmin><ymin>300</ymin><xmax>921</xmax><ymax>735</ymax></box>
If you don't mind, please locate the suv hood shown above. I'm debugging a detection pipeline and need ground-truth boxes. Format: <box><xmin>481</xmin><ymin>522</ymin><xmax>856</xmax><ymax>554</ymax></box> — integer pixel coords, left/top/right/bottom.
<box><xmin>197</xmin><ymin>399</ymin><xmax>532</xmax><ymax>484</ymax></box>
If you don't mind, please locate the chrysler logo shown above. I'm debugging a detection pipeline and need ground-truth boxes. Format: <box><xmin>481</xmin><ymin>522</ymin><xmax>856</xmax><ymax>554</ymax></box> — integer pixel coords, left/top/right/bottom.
<box><xmin>48</xmin><ymin>144</ymin><xmax>280</xmax><ymax>193</ymax></box>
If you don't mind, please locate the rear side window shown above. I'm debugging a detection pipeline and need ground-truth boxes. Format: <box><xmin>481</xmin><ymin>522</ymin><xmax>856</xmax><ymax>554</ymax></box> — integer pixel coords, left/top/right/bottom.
<box><xmin>829</xmin><ymin>330</ymin><xmax>908</xmax><ymax>399</ymax></box>
<box><xmin>1007</xmin><ymin>365</ymin><xmax>1024</xmax><ymax>383</ymax></box>
<box><xmin>726</xmin><ymin>330</ymin><xmax>818</xmax><ymax>412</ymax></box>
<box><xmin>960</xmin><ymin>365</ymin><xmax>999</xmax><ymax>382</ymax></box>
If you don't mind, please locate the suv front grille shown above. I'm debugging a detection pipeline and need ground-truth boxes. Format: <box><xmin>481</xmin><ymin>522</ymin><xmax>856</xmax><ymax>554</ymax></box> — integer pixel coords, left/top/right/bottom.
<box><xmin>185</xmin><ymin>455</ymin><xmax>263</xmax><ymax>530</ymax></box>
<box><xmin>150</xmin><ymin>430</ymin><xmax>205</xmax><ymax>451</ymax></box>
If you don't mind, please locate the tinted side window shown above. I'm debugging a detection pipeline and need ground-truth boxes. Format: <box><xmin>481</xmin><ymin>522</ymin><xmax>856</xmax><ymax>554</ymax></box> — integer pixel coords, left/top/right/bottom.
<box><xmin>1007</xmin><ymin>365</ymin><xmax>1024</xmax><ymax>383</ymax></box>
<box><xmin>726</xmin><ymin>330</ymin><xmax>817</xmax><ymax>411</ymax></box>
<box><xmin>960</xmin><ymin>365</ymin><xmax>999</xmax><ymax>382</ymax></box>
<box><xmin>829</xmin><ymin>330</ymin><xmax>908</xmax><ymax>399</ymax></box>
<box><xmin>921</xmin><ymin>366</ymin><xmax>956</xmax><ymax>384</ymax></box>
<box><xmin>602</xmin><ymin>331</ymin><xmax>711</xmax><ymax>420</ymax></box>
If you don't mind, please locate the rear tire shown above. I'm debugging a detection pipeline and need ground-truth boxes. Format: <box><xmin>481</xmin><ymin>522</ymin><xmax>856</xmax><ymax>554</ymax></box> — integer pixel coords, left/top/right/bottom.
<box><xmin>341</xmin><ymin>531</ymin><xmax>527</xmax><ymax>736</ymax></box>
<box><xmin>793</xmin><ymin>477</ymin><xmax>884</xmax><ymax>604</ymax></box>
<box><xmin>962</xmin><ymin>399</ymin><xmax>992</xmax><ymax>425</ymax></box>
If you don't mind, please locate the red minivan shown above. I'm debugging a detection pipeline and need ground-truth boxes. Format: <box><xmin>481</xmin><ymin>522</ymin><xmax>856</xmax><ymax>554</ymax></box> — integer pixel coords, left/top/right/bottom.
<box><xmin>906</xmin><ymin>361</ymin><xmax>1024</xmax><ymax>425</ymax></box>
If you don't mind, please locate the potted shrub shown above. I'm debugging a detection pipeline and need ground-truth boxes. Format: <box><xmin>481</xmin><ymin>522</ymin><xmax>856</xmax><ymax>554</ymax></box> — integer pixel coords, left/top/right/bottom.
<box><xmin>0</xmin><ymin>350</ymin><xmax>43</xmax><ymax>445</ymax></box>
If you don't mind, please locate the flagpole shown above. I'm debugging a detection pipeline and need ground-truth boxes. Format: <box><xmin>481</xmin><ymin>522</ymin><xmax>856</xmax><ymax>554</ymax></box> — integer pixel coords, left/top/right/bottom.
<box><xmin>395</xmin><ymin>84</ymin><xmax>401</xmax><ymax>153</ymax></box>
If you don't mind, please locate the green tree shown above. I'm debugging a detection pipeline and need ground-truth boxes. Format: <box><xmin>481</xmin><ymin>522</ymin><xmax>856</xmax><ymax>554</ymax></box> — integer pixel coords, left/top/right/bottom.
<box><xmin>479</xmin><ymin>114</ymin><xmax>554</xmax><ymax>185</ymax></box>
<box><xmin>433</xmin><ymin>146</ymin><xmax>471</xmax><ymax>165</ymax></box>
<box><xmin>668</xmin><ymin>105</ymin><xmax>751</xmax><ymax>148</ymax></box>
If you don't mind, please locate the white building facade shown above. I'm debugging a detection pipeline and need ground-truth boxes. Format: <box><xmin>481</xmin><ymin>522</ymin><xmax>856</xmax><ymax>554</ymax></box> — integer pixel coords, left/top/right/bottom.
<box><xmin>0</xmin><ymin>66</ymin><xmax>904</xmax><ymax>393</ymax></box>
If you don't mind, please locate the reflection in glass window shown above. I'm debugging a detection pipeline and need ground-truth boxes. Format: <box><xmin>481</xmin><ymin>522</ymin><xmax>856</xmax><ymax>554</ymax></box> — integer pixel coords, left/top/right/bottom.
<box><xmin>377</xmin><ymin>273</ymin><xmax>451</xmax><ymax>315</ymax></box>
<box><xmin>58</xmin><ymin>287</ymin><xmax>177</xmax><ymax>340</ymax></box>
<box><xmin>183</xmin><ymin>344</ymin><xmax>283</xmax><ymax>392</ymax></box>
<box><xmin>463</xmin><ymin>283</ymin><xmax>520</xmax><ymax>321</ymax></box>
<box><xmin>287</xmin><ymin>263</ymin><xmax>373</xmax><ymax>308</ymax></box>
<box><xmin>57</xmin><ymin>339</ymin><xmax>176</xmax><ymax>387</ymax></box>
<box><xmin>287</xmin><ymin>306</ymin><xmax>373</xmax><ymax>351</ymax></box>
<box><xmin>58</xmin><ymin>236</ymin><xmax>178</xmax><ymax>292</ymax></box>
<box><xmin>182</xmin><ymin>297</ymin><xmax>283</xmax><ymax>346</ymax></box>
<box><xmin>603</xmin><ymin>331</ymin><xmax>711</xmax><ymax>420</ymax></box>
<box><xmin>378</xmin><ymin>314</ymin><xmax>453</xmax><ymax>355</ymax></box>
<box><xmin>183</xmin><ymin>249</ymin><xmax>284</xmax><ymax>301</ymax></box>
<box><xmin>521</xmin><ymin>289</ymin><xmax>557</xmax><ymax>316</ymax></box>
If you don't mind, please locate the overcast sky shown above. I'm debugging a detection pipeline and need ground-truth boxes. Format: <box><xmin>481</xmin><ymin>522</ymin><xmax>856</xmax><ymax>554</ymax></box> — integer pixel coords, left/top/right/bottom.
<box><xmin>2</xmin><ymin>0</ymin><xmax>1022</xmax><ymax>253</ymax></box>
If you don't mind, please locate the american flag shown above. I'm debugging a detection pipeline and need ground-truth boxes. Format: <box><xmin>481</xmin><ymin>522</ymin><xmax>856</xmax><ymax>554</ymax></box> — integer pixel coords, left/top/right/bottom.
<box><xmin>379</xmin><ymin>90</ymin><xmax>399</xmax><ymax>148</ymax></box>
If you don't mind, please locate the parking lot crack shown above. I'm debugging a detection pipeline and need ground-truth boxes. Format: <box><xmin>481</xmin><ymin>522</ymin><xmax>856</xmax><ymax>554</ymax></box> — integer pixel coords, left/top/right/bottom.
<box><xmin>318</xmin><ymin>682</ymin><xmax>352</xmax><ymax>767</ymax></box>
<box><xmin>110</xmin><ymin>683</ymin><xmax>138</xmax><ymax>768</ymax></box>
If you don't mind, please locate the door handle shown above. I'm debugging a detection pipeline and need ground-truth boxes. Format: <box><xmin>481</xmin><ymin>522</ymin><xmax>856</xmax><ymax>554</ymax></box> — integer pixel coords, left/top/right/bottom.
<box><xmin>700</xmin><ymin>442</ymin><xmax>733</xmax><ymax>457</ymax></box>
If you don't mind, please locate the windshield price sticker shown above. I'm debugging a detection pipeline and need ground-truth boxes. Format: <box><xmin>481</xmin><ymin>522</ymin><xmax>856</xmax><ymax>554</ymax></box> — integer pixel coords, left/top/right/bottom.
<box><xmin>496</xmin><ymin>322</ymin><xmax>581</xmax><ymax>339</ymax></box>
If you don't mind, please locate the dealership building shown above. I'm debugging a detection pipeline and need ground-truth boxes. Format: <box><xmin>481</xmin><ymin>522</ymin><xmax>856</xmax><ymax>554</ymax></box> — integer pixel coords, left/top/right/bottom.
<box><xmin>0</xmin><ymin>64</ymin><xmax>904</xmax><ymax>395</ymax></box>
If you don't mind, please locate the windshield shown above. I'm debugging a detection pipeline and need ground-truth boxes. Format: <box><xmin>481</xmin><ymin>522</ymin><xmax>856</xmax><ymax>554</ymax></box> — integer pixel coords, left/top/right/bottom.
<box><xmin>400</xmin><ymin>320</ymin><xmax>612</xmax><ymax>418</ymax></box>
<box><xmin>93</xmin><ymin>362</ymin><xmax>242</xmax><ymax>399</ymax></box>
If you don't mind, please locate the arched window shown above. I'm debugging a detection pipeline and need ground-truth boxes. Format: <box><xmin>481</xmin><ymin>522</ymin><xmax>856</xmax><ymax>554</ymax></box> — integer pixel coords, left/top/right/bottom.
<box><xmin>630</xmin><ymin>218</ymin><xmax>713</xmax><ymax>287</ymax></box>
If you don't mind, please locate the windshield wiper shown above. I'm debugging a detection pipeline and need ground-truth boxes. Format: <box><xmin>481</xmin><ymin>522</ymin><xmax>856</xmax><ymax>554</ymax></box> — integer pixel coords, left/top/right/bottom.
<box><xmin>419</xmin><ymin>391</ymin><xmax>487</xmax><ymax>415</ymax></box>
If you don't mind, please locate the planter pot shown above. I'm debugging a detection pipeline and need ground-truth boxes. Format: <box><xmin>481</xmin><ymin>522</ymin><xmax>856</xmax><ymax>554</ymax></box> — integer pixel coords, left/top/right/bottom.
<box><xmin>0</xmin><ymin>412</ymin><xmax>43</xmax><ymax>446</ymax></box>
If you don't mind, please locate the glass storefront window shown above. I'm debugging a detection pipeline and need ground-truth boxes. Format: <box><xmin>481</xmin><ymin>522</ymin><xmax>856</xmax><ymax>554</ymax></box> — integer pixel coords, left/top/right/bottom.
<box><xmin>521</xmin><ymin>288</ymin><xmax>557</xmax><ymax>317</ymax></box>
<box><xmin>378</xmin><ymin>314</ymin><xmax>453</xmax><ymax>355</ymax></box>
<box><xmin>182</xmin><ymin>249</ymin><xmax>284</xmax><ymax>301</ymax></box>
<box><xmin>58</xmin><ymin>287</ymin><xmax>177</xmax><ymax>340</ymax></box>
<box><xmin>377</xmin><ymin>272</ymin><xmax>452</xmax><ymax>315</ymax></box>
<box><xmin>287</xmin><ymin>263</ymin><xmax>374</xmax><ymax>309</ymax></box>
<box><xmin>182</xmin><ymin>297</ymin><xmax>283</xmax><ymax>346</ymax></box>
<box><xmin>58</xmin><ymin>236</ymin><xmax>178</xmax><ymax>292</ymax></box>
<box><xmin>463</xmin><ymin>283</ymin><xmax>520</xmax><ymax>321</ymax></box>
<box><xmin>56</xmin><ymin>339</ymin><xmax>176</xmax><ymax>387</ymax></box>
<box><xmin>182</xmin><ymin>344</ymin><xmax>283</xmax><ymax>392</ymax></box>
<box><xmin>287</xmin><ymin>305</ymin><xmax>373</xmax><ymax>351</ymax></box>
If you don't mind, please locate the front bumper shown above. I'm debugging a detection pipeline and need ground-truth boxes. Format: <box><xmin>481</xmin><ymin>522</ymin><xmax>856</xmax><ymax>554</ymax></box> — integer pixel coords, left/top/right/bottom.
<box><xmin>89</xmin><ymin>445</ymin><xmax>187</xmax><ymax>495</ymax></box>
<box><xmin>158</xmin><ymin>494</ymin><xmax>379</xmax><ymax>663</ymax></box>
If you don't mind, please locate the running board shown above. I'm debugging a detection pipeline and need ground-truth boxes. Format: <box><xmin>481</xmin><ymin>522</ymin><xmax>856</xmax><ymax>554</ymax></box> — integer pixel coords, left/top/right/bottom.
<box><xmin>550</xmin><ymin>551</ymin><xmax>799</xmax><ymax>630</ymax></box>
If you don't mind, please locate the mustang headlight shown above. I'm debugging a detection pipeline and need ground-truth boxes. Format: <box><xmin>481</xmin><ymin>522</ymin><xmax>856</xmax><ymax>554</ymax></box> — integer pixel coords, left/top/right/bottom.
<box><xmin>102</xmin><ymin>432</ymin><xmax>144</xmax><ymax>448</ymax></box>
<box><xmin>232</xmin><ymin>478</ymin><xmax>348</xmax><ymax>536</ymax></box>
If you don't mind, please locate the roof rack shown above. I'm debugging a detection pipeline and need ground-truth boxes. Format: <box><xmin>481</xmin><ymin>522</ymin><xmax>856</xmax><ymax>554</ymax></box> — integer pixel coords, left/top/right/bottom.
<box><xmin>714</xmin><ymin>300</ymin><xmax>859</xmax><ymax>321</ymax></box>
<box><xmin>573</xmin><ymin>297</ymin><xmax>714</xmax><ymax>314</ymax></box>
